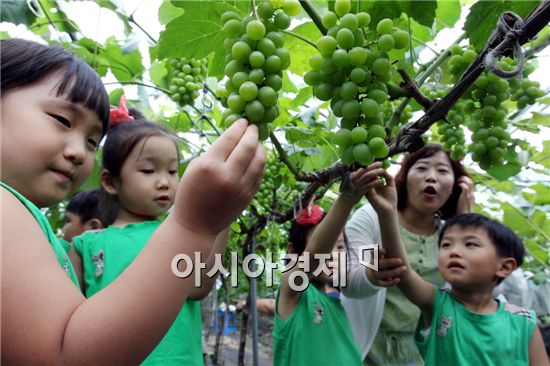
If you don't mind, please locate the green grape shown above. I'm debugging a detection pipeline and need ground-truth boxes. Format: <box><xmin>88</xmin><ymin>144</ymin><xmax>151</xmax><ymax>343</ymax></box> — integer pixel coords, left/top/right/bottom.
<box><xmin>348</xmin><ymin>47</ymin><xmax>368</xmax><ymax>66</ymax></box>
<box><xmin>257</xmin><ymin>38</ymin><xmax>276</xmax><ymax>56</ymax></box>
<box><xmin>309</xmin><ymin>54</ymin><xmax>323</xmax><ymax>70</ymax></box>
<box><xmin>283</xmin><ymin>0</ymin><xmax>301</xmax><ymax>16</ymax></box>
<box><xmin>353</xmin><ymin>143</ymin><xmax>374</xmax><ymax>165</ymax></box>
<box><xmin>266</xmin><ymin>31</ymin><xmax>285</xmax><ymax>47</ymax></box>
<box><xmin>371</xmin><ymin>57</ymin><xmax>390</xmax><ymax>76</ymax></box>
<box><xmin>376</xmin><ymin>18</ymin><xmax>393</xmax><ymax>35</ymax></box>
<box><xmin>224</xmin><ymin>19</ymin><xmax>241</xmax><ymax>36</ymax></box>
<box><xmin>378</xmin><ymin>34</ymin><xmax>394</xmax><ymax>52</ymax></box>
<box><xmin>246</xmin><ymin>20</ymin><xmax>266</xmax><ymax>40</ymax></box>
<box><xmin>249</xmin><ymin>68</ymin><xmax>265</xmax><ymax>84</ymax></box>
<box><xmin>304</xmin><ymin>70</ymin><xmax>321</xmax><ymax>86</ymax></box>
<box><xmin>350</xmin><ymin>67</ymin><xmax>368</xmax><ymax>84</ymax></box>
<box><xmin>318</xmin><ymin>36</ymin><xmax>338</xmax><ymax>56</ymax></box>
<box><xmin>341</xmin><ymin>146</ymin><xmax>355</xmax><ymax>165</ymax></box>
<box><xmin>367</xmin><ymin>89</ymin><xmax>389</xmax><ymax>104</ymax></box>
<box><xmin>342</xmin><ymin>100</ymin><xmax>360</xmax><ymax>119</ymax></box>
<box><xmin>258</xmin><ymin>86</ymin><xmax>278</xmax><ymax>106</ymax></box>
<box><xmin>258</xmin><ymin>1</ymin><xmax>275</xmax><ymax>19</ymax></box>
<box><xmin>322</xmin><ymin>12</ymin><xmax>338</xmax><ymax>28</ymax></box>
<box><xmin>245</xmin><ymin>100</ymin><xmax>265</xmax><ymax>121</ymax></box>
<box><xmin>334</xmin><ymin>0</ymin><xmax>351</xmax><ymax>17</ymax></box>
<box><xmin>361</xmin><ymin>98</ymin><xmax>379</xmax><ymax>117</ymax></box>
<box><xmin>239</xmin><ymin>81</ymin><xmax>259</xmax><ymax>101</ymax></box>
<box><xmin>232</xmin><ymin>41</ymin><xmax>252</xmax><ymax>62</ymax></box>
<box><xmin>232</xmin><ymin>71</ymin><xmax>249</xmax><ymax>89</ymax></box>
<box><xmin>392</xmin><ymin>30</ymin><xmax>409</xmax><ymax>49</ymax></box>
<box><xmin>249</xmin><ymin>51</ymin><xmax>266</xmax><ymax>67</ymax></box>
<box><xmin>368</xmin><ymin>124</ymin><xmax>386</xmax><ymax>139</ymax></box>
<box><xmin>274</xmin><ymin>11</ymin><xmax>290</xmax><ymax>29</ymax></box>
<box><xmin>334</xmin><ymin>128</ymin><xmax>353</xmax><ymax>147</ymax></box>
<box><xmin>264</xmin><ymin>55</ymin><xmax>282</xmax><ymax>73</ymax></box>
<box><xmin>357</xmin><ymin>12</ymin><xmax>371</xmax><ymax>27</ymax></box>
<box><xmin>221</xmin><ymin>11</ymin><xmax>241</xmax><ymax>23</ymax></box>
<box><xmin>227</xmin><ymin>93</ymin><xmax>246</xmax><ymax>112</ymax></box>
<box><xmin>332</xmin><ymin>49</ymin><xmax>350</xmax><ymax>68</ymax></box>
<box><xmin>351</xmin><ymin>126</ymin><xmax>368</xmax><ymax>143</ymax></box>
<box><xmin>336</xmin><ymin>28</ymin><xmax>355</xmax><ymax>50</ymax></box>
<box><xmin>265</xmin><ymin>74</ymin><xmax>283</xmax><ymax>90</ymax></box>
<box><xmin>340</xmin><ymin>14</ymin><xmax>358</xmax><ymax>31</ymax></box>
<box><xmin>314</xmin><ymin>83</ymin><xmax>333</xmax><ymax>101</ymax></box>
<box><xmin>369</xmin><ymin>137</ymin><xmax>388</xmax><ymax>158</ymax></box>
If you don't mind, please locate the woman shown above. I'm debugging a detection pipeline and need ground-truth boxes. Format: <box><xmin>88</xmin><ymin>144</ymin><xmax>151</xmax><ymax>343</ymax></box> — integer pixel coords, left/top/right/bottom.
<box><xmin>341</xmin><ymin>144</ymin><xmax>474</xmax><ymax>365</ymax></box>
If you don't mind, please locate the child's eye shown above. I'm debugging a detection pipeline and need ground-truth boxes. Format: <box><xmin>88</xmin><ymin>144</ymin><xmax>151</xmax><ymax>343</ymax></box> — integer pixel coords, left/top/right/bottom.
<box><xmin>440</xmin><ymin>242</ymin><xmax>450</xmax><ymax>248</ymax></box>
<box><xmin>140</xmin><ymin>169</ymin><xmax>154</xmax><ymax>174</ymax></box>
<box><xmin>438</xmin><ymin>169</ymin><xmax>450</xmax><ymax>174</ymax></box>
<box><xmin>50</xmin><ymin>114</ymin><xmax>71</xmax><ymax>128</ymax></box>
<box><xmin>169</xmin><ymin>170</ymin><xmax>178</xmax><ymax>175</ymax></box>
<box><xmin>87</xmin><ymin>138</ymin><xmax>99</xmax><ymax>149</ymax></box>
<box><xmin>466</xmin><ymin>242</ymin><xmax>478</xmax><ymax>247</ymax></box>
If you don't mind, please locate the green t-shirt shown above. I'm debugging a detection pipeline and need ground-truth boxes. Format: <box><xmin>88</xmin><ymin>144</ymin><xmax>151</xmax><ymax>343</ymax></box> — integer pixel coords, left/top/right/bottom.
<box><xmin>73</xmin><ymin>221</ymin><xmax>203</xmax><ymax>366</ymax></box>
<box><xmin>1</xmin><ymin>182</ymin><xmax>80</xmax><ymax>288</ymax></box>
<box><xmin>415</xmin><ymin>287</ymin><xmax>536</xmax><ymax>366</ymax></box>
<box><xmin>273</xmin><ymin>283</ymin><xmax>362</xmax><ymax>366</ymax></box>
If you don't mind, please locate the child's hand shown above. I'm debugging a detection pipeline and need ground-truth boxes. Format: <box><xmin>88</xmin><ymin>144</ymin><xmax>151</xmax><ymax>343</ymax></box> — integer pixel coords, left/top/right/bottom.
<box><xmin>342</xmin><ymin>163</ymin><xmax>386</xmax><ymax>204</ymax></box>
<box><xmin>456</xmin><ymin>176</ymin><xmax>474</xmax><ymax>213</ymax></box>
<box><xmin>366</xmin><ymin>247</ymin><xmax>407</xmax><ymax>287</ymax></box>
<box><xmin>365</xmin><ymin>168</ymin><xmax>397</xmax><ymax>215</ymax></box>
<box><xmin>171</xmin><ymin>119</ymin><xmax>265</xmax><ymax>238</ymax></box>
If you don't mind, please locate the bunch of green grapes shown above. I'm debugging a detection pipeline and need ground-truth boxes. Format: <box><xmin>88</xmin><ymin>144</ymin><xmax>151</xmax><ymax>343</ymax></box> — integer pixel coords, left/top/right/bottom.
<box><xmin>168</xmin><ymin>57</ymin><xmax>208</xmax><ymax>107</ymax></box>
<box><xmin>253</xmin><ymin>153</ymin><xmax>286</xmax><ymax>212</ymax></box>
<box><xmin>219</xmin><ymin>0</ymin><xmax>297</xmax><ymax>140</ymax></box>
<box><xmin>466</xmin><ymin>72</ymin><xmax>511</xmax><ymax>170</ymax></box>
<box><xmin>436</xmin><ymin>101</ymin><xmax>467</xmax><ymax>160</ymax></box>
<box><xmin>505</xmin><ymin>59</ymin><xmax>545</xmax><ymax>109</ymax></box>
<box><xmin>304</xmin><ymin>0</ymin><xmax>409</xmax><ymax>166</ymax></box>
<box><xmin>448</xmin><ymin>45</ymin><xmax>477</xmax><ymax>82</ymax></box>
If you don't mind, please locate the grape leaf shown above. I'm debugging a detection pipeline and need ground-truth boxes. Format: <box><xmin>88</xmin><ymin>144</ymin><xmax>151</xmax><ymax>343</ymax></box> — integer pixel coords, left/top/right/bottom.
<box><xmin>1</xmin><ymin>0</ymin><xmax>36</xmax><ymax>25</ymax></box>
<box><xmin>464</xmin><ymin>0</ymin><xmax>540</xmax><ymax>52</ymax></box>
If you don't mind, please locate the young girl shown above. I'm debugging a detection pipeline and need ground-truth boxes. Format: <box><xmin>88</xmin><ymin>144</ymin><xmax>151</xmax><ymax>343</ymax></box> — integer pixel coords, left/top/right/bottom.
<box><xmin>70</xmin><ymin>105</ymin><xmax>227</xmax><ymax>365</ymax></box>
<box><xmin>1</xmin><ymin>38</ymin><xmax>265</xmax><ymax>365</ymax></box>
<box><xmin>274</xmin><ymin>164</ymin><xmax>386</xmax><ymax>366</ymax></box>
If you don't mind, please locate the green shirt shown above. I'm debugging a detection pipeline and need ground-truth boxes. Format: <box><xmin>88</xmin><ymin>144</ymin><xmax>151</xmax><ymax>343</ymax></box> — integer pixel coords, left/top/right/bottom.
<box><xmin>273</xmin><ymin>284</ymin><xmax>362</xmax><ymax>366</ymax></box>
<box><xmin>1</xmin><ymin>182</ymin><xmax>80</xmax><ymax>288</ymax></box>
<box><xmin>416</xmin><ymin>287</ymin><xmax>536</xmax><ymax>366</ymax></box>
<box><xmin>73</xmin><ymin>221</ymin><xmax>203</xmax><ymax>366</ymax></box>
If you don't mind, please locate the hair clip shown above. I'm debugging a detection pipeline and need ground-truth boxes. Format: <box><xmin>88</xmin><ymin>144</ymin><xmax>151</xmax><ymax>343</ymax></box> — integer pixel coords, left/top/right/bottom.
<box><xmin>295</xmin><ymin>204</ymin><xmax>324</xmax><ymax>226</ymax></box>
<box><xmin>109</xmin><ymin>96</ymin><xmax>134</xmax><ymax>127</ymax></box>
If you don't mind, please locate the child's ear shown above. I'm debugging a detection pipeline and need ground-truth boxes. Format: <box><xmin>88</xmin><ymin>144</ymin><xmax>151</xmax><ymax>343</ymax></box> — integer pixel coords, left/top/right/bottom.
<box><xmin>85</xmin><ymin>218</ymin><xmax>104</xmax><ymax>231</ymax></box>
<box><xmin>496</xmin><ymin>257</ymin><xmax>517</xmax><ymax>280</ymax></box>
<box><xmin>100</xmin><ymin>169</ymin><xmax>118</xmax><ymax>196</ymax></box>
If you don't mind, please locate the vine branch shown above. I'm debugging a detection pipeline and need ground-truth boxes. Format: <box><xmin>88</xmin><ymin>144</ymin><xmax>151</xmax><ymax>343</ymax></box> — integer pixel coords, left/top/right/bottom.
<box><xmin>298</xmin><ymin>0</ymin><xmax>327</xmax><ymax>35</ymax></box>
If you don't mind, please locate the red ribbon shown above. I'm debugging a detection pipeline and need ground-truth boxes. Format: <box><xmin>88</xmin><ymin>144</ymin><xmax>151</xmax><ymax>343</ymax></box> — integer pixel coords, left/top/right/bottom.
<box><xmin>296</xmin><ymin>204</ymin><xmax>324</xmax><ymax>226</ymax></box>
<box><xmin>109</xmin><ymin>96</ymin><xmax>134</xmax><ymax>127</ymax></box>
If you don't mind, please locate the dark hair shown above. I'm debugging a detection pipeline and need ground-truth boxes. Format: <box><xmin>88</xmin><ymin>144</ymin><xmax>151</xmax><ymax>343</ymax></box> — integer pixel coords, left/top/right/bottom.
<box><xmin>439</xmin><ymin>213</ymin><xmax>525</xmax><ymax>269</ymax></box>
<box><xmin>102</xmin><ymin>109</ymin><xmax>178</xmax><ymax>178</ymax></box>
<box><xmin>66</xmin><ymin>189</ymin><xmax>117</xmax><ymax>227</ymax></box>
<box><xmin>1</xmin><ymin>38</ymin><xmax>110</xmax><ymax>134</ymax></box>
<box><xmin>394</xmin><ymin>144</ymin><xmax>468</xmax><ymax>219</ymax></box>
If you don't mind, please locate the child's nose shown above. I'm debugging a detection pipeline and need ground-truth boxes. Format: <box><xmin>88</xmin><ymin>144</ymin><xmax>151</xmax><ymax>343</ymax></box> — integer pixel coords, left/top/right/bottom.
<box><xmin>63</xmin><ymin>137</ymin><xmax>86</xmax><ymax>165</ymax></box>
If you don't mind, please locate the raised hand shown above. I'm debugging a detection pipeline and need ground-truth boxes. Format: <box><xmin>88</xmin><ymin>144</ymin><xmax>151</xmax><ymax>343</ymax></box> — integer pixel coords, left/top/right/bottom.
<box><xmin>171</xmin><ymin>119</ymin><xmax>265</xmax><ymax>238</ymax></box>
<box><xmin>456</xmin><ymin>175</ymin><xmax>475</xmax><ymax>213</ymax></box>
<box><xmin>341</xmin><ymin>162</ymin><xmax>385</xmax><ymax>204</ymax></box>
<box><xmin>365</xmin><ymin>168</ymin><xmax>397</xmax><ymax>215</ymax></box>
<box><xmin>366</xmin><ymin>247</ymin><xmax>407</xmax><ymax>287</ymax></box>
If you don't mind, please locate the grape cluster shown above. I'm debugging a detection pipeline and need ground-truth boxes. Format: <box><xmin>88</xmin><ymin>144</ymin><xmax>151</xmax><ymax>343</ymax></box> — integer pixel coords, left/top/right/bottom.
<box><xmin>304</xmin><ymin>0</ymin><xmax>409</xmax><ymax>166</ymax></box>
<box><xmin>168</xmin><ymin>57</ymin><xmax>208</xmax><ymax>107</ymax></box>
<box><xmin>436</xmin><ymin>102</ymin><xmax>466</xmax><ymax>161</ymax></box>
<box><xmin>466</xmin><ymin>72</ymin><xmax>511</xmax><ymax>170</ymax></box>
<box><xmin>506</xmin><ymin>60</ymin><xmax>545</xmax><ymax>109</ymax></box>
<box><xmin>219</xmin><ymin>0</ymin><xmax>296</xmax><ymax>140</ymax></box>
<box><xmin>448</xmin><ymin>45</ymin><xmax>477</xmax><ymax>82</ymax></box>
<box><xmin>253</xmin><ymin>154</ymin><xmax>286</xmax><ymax>212</ymax></box>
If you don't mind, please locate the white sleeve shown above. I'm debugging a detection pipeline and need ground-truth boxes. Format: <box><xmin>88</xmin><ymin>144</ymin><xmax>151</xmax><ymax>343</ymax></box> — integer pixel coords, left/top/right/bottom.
<box><xmin>341</xmin><ymin>204</ymin><xmax>384</xmax><ymax>299</ymax></box>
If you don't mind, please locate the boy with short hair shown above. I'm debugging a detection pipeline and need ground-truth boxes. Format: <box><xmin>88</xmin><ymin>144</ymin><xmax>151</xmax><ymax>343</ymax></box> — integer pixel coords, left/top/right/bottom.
<box><xmin>63</xmin><ymin>189</ymin><xmax>115</xmax><ymax>242</ymax></box>
<box><xmin>366</xmin><ymin>171</ymin><xmax>549</xmax><ymax>365</ymax></box>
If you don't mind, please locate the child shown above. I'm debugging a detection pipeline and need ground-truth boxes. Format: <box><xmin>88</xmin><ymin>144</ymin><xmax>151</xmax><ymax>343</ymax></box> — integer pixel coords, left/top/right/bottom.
<box><xmin>365</xmin><ymin>171</ymin><xmax>549</xmax><ymax>365</ymax></box>
<box><xmin>62</xmin><ymin>188</ymin><xmax>116</xmax><ymax>242</ymax></box>
<box><xmin>1</xmin><ymin>38</ymin><xmax>265</xmax><ymax>365</ymax></box>
<box><xmin>70</xmin><ymin>106</ymin><xmax>228</xmax><ymax>365</ymax></box>
<box><xmin>274</xmin><ymin>164</ymin><xmax>386</xmax><ymax>365</ymax></box>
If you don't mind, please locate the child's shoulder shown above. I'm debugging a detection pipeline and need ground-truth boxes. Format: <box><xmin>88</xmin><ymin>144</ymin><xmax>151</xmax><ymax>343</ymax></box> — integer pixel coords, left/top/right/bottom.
<box><xmin>502</xmin><ymin>302</ymin><xmax>536</xmax><ymax>322</ymax></box>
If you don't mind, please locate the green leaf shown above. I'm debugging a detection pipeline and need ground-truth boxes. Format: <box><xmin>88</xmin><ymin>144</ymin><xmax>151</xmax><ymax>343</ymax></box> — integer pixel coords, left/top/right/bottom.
<box><xmin>464</xmin><ymin>1</ymin><xmax>540</xmax><ymax>52</ymax></box>
<box><xmin>285</xmin><ymin>126</ymin><xmax>313</xmax><ymax>143</ymax></box>
<box><xmin>159</xmin><ymin>0</ymin><xmax>185</xmax><ymax>24</ymax></box>
<box><xmin>102</xmin><ymin>38</ymin><xmax>144</xmax><ymax>81</ymax></box>
<box><xmin>1</xmin><ymin>0</ymin><xmax>37</xmax><ymax>25</ymax></box>
<box><xmin>487</xmin><ymin>161</ymin><xmax>521</xmax><ymax>180</ymax></box>
<box><xmin>522</xmin><ymin>183</ymin><xmax>550</xmax><ymax>205</ymax></box>
<box><xmin>397</xmin><ymin>1</ymin><xmax>438</xmax><ymax>28</ymax></box>
<box><xmin>158</xmin><ymin>1</ymin><xmax>248</xmax><ymax>78</ymax></box>
<box><xmin>290</xmin><ymin>87</ymin><xmax>313</xmax><ymax>109</ymax></box>
<box><xmin>108</xmin><ymin>88</ymin><xmax>124</xmax><ymax>105</ymax></box>
<box><xmin>435</xmin><ymin>0</ymin><xmax>461</xmax><ymax>30</ymax></box>
<box><xmin>150</xmin><ymin>61</ymin><xmax>169</xmax><ymax>89</ymax></box>
<box><xmin>95</xmin><ymin>0</ymin><xmax>132</xmax><ymax>34</ymax></box>
<box><xmin>532</xmin><ymin>140</ymin><xmax>550</xmax><ymax>168</ymax></box>
<box><xmin>357</xmin><ymin>0</ymin><xmax>436</xmax><ymax>28</ymax></box>
<box><xmin>502</xmin><ymin>203</ymin><xmax>535</xmax><ymax>237</ymax></box>
<box><xmin>37</xmin><ymin>0</ymin><xmax>80</xmax><ymax>34</ymax></box>
<box><xmin>284</xmin><ymin>22</ymin><xmax>322</xmax><ymax>76</ymax></box>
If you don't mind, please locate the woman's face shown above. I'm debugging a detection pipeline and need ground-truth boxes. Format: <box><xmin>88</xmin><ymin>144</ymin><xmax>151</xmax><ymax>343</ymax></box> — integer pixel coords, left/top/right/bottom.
<box><xmin>405</xmin><ymin>151</ymin><xmax>455</xmax><ymax>214</ymax></box>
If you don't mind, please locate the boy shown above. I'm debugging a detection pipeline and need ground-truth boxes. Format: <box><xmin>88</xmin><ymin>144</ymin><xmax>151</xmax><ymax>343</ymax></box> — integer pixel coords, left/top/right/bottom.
<box><xmin>366</xmin><ymin>171</ymin><xmax>549</xmax><ymax>365</ymax></box>
<box><xmin>62</xmin><ymin>189</ymin><xmax>116</xmax><ymax>242</ymax></box>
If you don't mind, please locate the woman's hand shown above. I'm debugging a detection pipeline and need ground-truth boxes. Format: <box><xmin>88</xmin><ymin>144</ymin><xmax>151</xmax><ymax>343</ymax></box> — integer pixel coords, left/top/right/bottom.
<box><xmin>342</xmin><ymin>163</ymin><xmax>386</xmax><ymax>204</ymax></box>
<box><xmin>366</xmin><ymin>247</ymin><xmax>406</xmax><ymax>287</ymax></box>
<box><xmin>456</xmin><ymin>175</ymin><xmax>475</xmax><ymax>213</ymax></box>
<box><xmin>365</xmin><ymin>168</ymin><xmax>397</xmax><ymax>215</ymax></box>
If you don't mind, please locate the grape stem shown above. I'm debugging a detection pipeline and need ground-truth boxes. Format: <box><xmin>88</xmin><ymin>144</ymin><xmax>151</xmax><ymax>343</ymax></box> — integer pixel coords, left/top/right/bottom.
<box><xmin>189</xmin><ymin>104</ymin><xmax>220</xmax><ymax>136</ymax></box>
<box><xmin>251</xmin><ymin>0</ymin><xmax>259</xmax><ymax>20</ymax></box>
<box><xmin>128</xmin><ymin>13</ymin><xmax>157</xmax><ymax>44</ymax></box>
<box><xmin>298</xmin><ymin>0</ymin><xmax>327</xmax><ymax>35</ymax></box>
<box><xmin>269</xmin><ymin>132</ymin><xmax>305</xmax><ymax>180</ymax></box>
<box><xmin>397</xmin><ymin>69</ymin><xmax>434</xmax><ymax>110</ymax></box>
<box><xmin>281</xmin><ymin>30</ymin><xmax>318</xmax><ymax>49</ymax></box>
